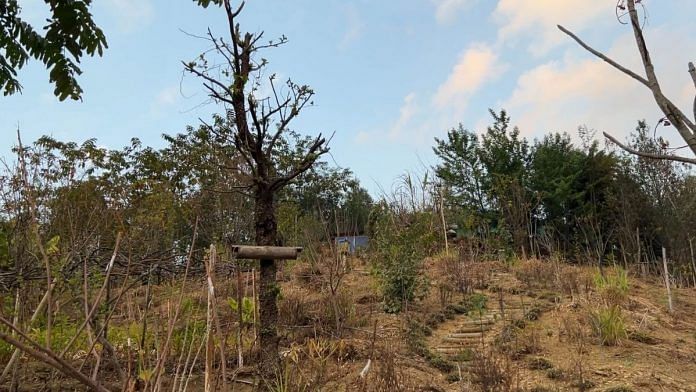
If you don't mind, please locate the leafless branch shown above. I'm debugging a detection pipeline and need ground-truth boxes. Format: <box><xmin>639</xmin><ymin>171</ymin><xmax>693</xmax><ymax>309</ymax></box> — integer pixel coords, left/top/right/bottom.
<box><xmin>604</xmin><ymin>131</ymin><xmax>696</xmax><ymax>164</ymax></box>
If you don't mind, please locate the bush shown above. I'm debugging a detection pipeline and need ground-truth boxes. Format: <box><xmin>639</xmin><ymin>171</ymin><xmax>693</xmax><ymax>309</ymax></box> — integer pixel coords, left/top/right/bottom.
<box><xmin>370</xmin><ymin>206</ymin><xmax>435</xmax><ymax>313</ymax></box>
<box><xmin>557</xmin><ymin>266</ymin><xmax>582</xmax><ymax>298</ymax></box>
<box><xmin>589</xmin><ymin>305</ymin><xmax>627</xmax><ymax>346</ymax></box>
<box><xmin>546</xmin><ymin>368</ymin><xmax>564</xmax><ymax>380</ymax></box>
<box><xmin>528</xmin><ymin>356</ymin><xmax>554</xmax><ymax>370</ymax></box>
<box><xmin>470</xmin><ymin>349</ymin><xmax>519</xmax><ymax>391</ymax></box>
<box><xmin>594</xmin><ymin>268</ymin><xmax>629</xmax><ymax>306</ymax></box>
<box><xmin>320</xmin><ymin>289</ymin><xmax>356</xmax><ymax>333</ymax></box>
<box><xmin>278</xmin><ymin>288</ymin><xmax>311</xmax><ymax>327</ymax></box>
<box><xmin>515</xmin><ymin>259</ymin><xmax>554</xmax><ymax>289</ymax></box>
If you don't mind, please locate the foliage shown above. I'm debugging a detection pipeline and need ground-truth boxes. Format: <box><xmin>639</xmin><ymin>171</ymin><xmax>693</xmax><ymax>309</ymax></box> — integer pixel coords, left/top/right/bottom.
<box><xmin>594</xmin><ymin>268</ymin><xmax>629</xmax><ymax>306</ymax></box>
<box><xmin>369</xmin><ymin>204</ymin><xmax>436</xmax><ymax>313</ymax></box>
<box><xmin>228</xmin><ymin>296</ymin><xmax>255</xmax><ymax>324</ymax></box>
<box><xmin>589</xmin><ymin>305</ymin><xmax>627</xmax><ymax>346</ymax></box>
<box><xmin>0</xmin><ymin>0</ymin><xmax>107</xmax><ymax>99</ymax></box>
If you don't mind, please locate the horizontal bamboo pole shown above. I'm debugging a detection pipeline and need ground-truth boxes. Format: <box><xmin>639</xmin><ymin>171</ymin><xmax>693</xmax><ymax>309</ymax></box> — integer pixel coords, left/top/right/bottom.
<box><xmin>229</xmin><ymin>245</ymin><xmax>303</xmax><ymax>260</ymax></box>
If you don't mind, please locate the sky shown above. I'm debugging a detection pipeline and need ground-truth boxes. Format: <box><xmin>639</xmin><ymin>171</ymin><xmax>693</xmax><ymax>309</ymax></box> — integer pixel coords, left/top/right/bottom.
<box><xmin>1</xmin><ymin>0</ymin><xmax>695</xmax><ymax>195</ymax></box>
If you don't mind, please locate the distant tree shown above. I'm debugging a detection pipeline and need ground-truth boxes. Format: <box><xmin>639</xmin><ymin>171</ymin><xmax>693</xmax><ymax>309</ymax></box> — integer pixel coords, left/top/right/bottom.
<box><xmin>529</xmin><ymin>133</ymin><xmax>586</xmax><ymax>253</ymax></box>
<box><xmin>478</xmin><ymin>110</ymin><xmax>532</xmax><ymax>254</ymax></box>
<box><xmin>186</xmin><ymin>0</ymin><xmax>329</xmax><ymax>381</ymax></box>
<box><xmin>0</xmin><ymin>0</ymin><xmax>107</xmax><ymax>100</ymax></box>
<box><xmin>433</xmin><ymin>124</ymin><xmax>487</xmax><ymax>213</ymax></box>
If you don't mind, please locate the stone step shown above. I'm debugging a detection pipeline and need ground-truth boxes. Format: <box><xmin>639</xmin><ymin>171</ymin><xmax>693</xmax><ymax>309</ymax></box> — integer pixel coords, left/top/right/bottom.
<box><xmin>434</xmin><ymin>346</ymin><xmax>485</xmax><ymax>355</ymax></box>
<box><xmin>459</xmin><ymin>318</ymin><xmax>495</xmax><ymax>326</ymax></box>
<box><xmin>443</xmin><ymin>336</ymin><xmax>485</xmax><ymax>344</ymax></box>
<box><xmin>449</xmin><ymin>332</ymin><xmax>485</xmax><ymax>339</ymax></box>
<box><xmin>457</xmin><ymin>324</ymin><xmax>491</xmax><ymax>333</ymax></box>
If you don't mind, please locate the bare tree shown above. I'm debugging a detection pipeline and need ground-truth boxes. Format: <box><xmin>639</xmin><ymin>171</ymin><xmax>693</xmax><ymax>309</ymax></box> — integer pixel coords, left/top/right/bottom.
<box><xmin>185</xmin><ymin>0</ymin><xmax>329</xmax><ymax>382</ymax></box>
<box><xmin>559</xmin><ymin>0</ymin><xmax>696</xmax><ymax>164</ymax></box>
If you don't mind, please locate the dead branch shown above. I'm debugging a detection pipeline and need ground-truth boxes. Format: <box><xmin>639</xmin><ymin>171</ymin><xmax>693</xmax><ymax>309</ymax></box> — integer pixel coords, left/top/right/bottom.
<box><xmin>603</xmin><ymin>132</ymin><xmax>696</xmax><ymax>164</ymax></box>
<box><xmin>0</xmin><ymin>318</ymin><xmax>110</xmax><ymax>392</ymax></box>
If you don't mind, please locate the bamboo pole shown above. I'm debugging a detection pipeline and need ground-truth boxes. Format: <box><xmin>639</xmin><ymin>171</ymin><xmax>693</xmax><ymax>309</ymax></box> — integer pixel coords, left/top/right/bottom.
<box><xmin>689</xmin><ymin>237</ymin><xmax>696</xmax><ymax>287</ymax></box>
<box><xmin>662</xmin><ymin>247</ymin><xmax>673</xmax><ymax>313</ymax></box>
<box><xmin>236</xmin><ymin>264</ymin><xmax>244</xmax><ymax>368</ymax></box>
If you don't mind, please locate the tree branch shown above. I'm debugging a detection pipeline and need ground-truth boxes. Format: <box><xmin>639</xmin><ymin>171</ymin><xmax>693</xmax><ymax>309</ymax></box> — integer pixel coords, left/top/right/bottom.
<box><xmin>603</xmin><ymin>131</ymin><xmax>696</xmax><ymax>164</ymax></box>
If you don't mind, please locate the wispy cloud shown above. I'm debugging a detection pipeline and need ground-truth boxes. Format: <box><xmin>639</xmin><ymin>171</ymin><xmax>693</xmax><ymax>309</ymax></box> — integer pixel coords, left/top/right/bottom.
<box><xmin>355</xmin><ymin>92</ymin><xmax>419</xmax><ymax>144</ymax></box>
<box><xmin>432</xmin><ymin>0</ymin><xmax>476</xmax><ymax>25</ymax></box>
<box><xmin>103</xmin><ymin>0</ymin><xmax>154</xmax><ymax>33</ymax></box>
<box><xmin>389</xmin><ymin>92</ymin><xmax>418</xmax><ymax>140</ymax></box>
<box><xmin>493</xmin><ymin>0</ymin><xmax>608</xmax><ymax>55</ymax></box>
<box><xmin>150</xmin><ymin>86</ymin><xmax>180</xmax><ymax>116</ymax></box>
<box><xmin>339</xmin><ymin>4</ymin><xmax>365</xmax><ymax>49</ymax></box>
<box><xmin>434</xmin><ymin>43</ymin><xmax>507</xmax><ymax>114</ymax></box>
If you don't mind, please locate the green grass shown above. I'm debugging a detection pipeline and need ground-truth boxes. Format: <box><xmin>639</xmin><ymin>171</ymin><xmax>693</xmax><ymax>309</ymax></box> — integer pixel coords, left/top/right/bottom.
<box><xmin>590</xmin><ymin>305</ymin><xmax>627</xmax><ymax>346</ymax></box>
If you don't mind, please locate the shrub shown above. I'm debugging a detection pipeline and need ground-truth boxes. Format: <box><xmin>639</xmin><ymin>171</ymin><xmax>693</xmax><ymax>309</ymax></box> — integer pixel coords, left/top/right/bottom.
<box><xmin>528</xmin><ymin>357</ymin><xmax>554</xmax><ymax>370</ymax></box>
<box><xmin>320</xmin><ymin>289</ymin><xmax>356</xmax><ymax>333</ymax></box>
<box><xmin>546</xmin><ymin>368</ymin><xmax>564</xmax><ymax>380</ymax></box>
<box><xmin>370</xmin><ymin>206</ymin><xmax>435</xmax><ymax>313</ymax></box>
<box><xmin>515</xmin><ymin>259</ymin><xmax>554</xmax><ymax>289</ymax></box>
<box><xmin>594</xmin><ymin>268</ymin><xmax>629</xmax><ymax>306</ymax></box>
<box><xmin>470</xmin><ymin>349</ymin><xmax>520</xmax><ymax>392</ymax></box>
<box><xmin>557</xmin><ymin>266</ymin><xmax>582</xmax><ymax>298</ymax></box>
<box><xmin>524</xmin><ymin>305</ymin><xmax>543</xmax><ymax>321</ymax></box>
<box><xmin>228</xmin><ymin>296</ymin><xmax>255</xmax><ymax>324</ymax></box>
<box><xmin>589</xmin><ymin>305</ymin><xmax>627</xmax><ymax>346</ymax></box>
<box><xmin>278</xmin><ymin>288</ymin><xmax>311</xmax><ymax>327</ymax></box>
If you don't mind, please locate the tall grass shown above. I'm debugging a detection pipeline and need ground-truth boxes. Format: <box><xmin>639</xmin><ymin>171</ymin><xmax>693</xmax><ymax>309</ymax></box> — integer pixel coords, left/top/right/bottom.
<box><xmin>589</xmin><ymin>305</ymin><xmax>627</xmax><ymax>346</ymax></box>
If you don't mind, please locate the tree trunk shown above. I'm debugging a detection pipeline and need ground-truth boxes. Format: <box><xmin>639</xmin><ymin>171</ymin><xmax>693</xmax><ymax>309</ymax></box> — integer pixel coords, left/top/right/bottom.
<box><xmin>255</xmin><ymin>187</ymin><xmax>280</xmax><ymax>383</ymax></box>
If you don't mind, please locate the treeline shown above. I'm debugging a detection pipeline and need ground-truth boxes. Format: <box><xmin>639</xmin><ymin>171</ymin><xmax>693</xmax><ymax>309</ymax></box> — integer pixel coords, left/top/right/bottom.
<box><xmin>0</xmin><ymin>119</ymin><xmax>372</xmax><ymax>289</ymax></box>
<box><xmin>434</xmin><ymin>109</ymin><xmax>696</xmax><ymax>283</ymax></box>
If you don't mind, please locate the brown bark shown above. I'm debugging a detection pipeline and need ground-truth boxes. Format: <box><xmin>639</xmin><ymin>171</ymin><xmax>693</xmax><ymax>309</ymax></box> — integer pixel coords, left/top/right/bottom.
<box><xmin>254</xmin><ymin>188</ymin><xmax>280</xmax><ymax>382</ymax></box>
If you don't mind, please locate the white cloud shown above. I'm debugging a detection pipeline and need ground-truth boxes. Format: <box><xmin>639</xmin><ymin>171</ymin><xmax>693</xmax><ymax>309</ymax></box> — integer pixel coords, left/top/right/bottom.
<box><xmin>339</xmin><ymin>4</ymin><xmax>365</xmax><ymax>49</ymax></box>
<box><xmin>432</xmin><ymin>0</ymin><xmax>476</xmax><ymax>25</ymax></box>
<box><xmin>355</xmin><ymin>92</ymin><xmax>419</xmax><ymax>144</ymax></box>
<box><xmin>150</xmin><ymin>86</ymin><xmax>180</xmax><ymax>116</ymax></box>
<box><xmin>434</xmin><ymin>43</ymin><xmax>507</xmax><ymax>113</ymax></box>
<box><xmin>103</xmin><ymin>0</ymin><xmax>154</xmax><ymax>33</ymax></box>
<box><xmin>389</xmin><ymin>92</ymin><xmax>418</xmax><ymax>140</ymax></box>
<box><xmin>503</xmin><ymin>28</ymin><xmax>696</xmax><ymax>146</ymax></box>
<box><xmin>493</xmin><ymin>0</ymin><xmax>609</xmax><ymax>55</ymax></box>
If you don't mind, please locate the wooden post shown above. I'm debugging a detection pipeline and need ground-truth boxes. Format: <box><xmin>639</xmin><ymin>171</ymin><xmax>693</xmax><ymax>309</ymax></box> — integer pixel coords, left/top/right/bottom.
<box><xmin>204</xmin><ymin>247</ymin><xmax>215</xmax><ymax>392</ymax></box>
<box><xmin>662</xmin><ymin>247</ymin><xmax>673</xmax><ymax>313</ymax></box>
<box><xmin>236</xmin><ymin>264</ymin><xmax>244</xmax><ymax>369</ymax></box>
<box><xmin>689</xmin><ymin>237</ymin><xmax>696</xmax><ymax>287</ymax></box>
<box><xmin>637</xmin><ymin>227</ymin><xmax>644</xmax><ymax>278</ymax></box>
<box><xmin>229</xmin><ymin>245</ymin><xmax>302</xmax><ymax>260</ymax></box>
<box><xmin>438</xmin><ymin>184</ymin><xmax>449</xmax><ymax>256</ymax></box>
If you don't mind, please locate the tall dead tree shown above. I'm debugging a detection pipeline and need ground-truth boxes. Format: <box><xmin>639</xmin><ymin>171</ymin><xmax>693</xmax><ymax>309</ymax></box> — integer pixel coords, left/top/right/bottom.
<box><xmin>185</xmin><ymin>0</ymin><xmax>329</xmax><ymax>381</ymax></box>
<box><xmin>559</xmin><ymin>0</ymin><xmax>696</xmax><ymax>164</ymax></box>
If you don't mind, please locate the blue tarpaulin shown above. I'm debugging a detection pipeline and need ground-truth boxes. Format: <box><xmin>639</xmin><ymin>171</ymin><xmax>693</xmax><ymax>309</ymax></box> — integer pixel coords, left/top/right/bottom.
<box><xmin>335</xmin><ymin>235</ymin><xmax>369</xmax><ymax>253</ymax></box>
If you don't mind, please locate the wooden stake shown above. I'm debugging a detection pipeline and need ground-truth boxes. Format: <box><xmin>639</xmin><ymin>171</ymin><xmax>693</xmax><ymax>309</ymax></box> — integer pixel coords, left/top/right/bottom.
<box><xmin>438</xmin><ymin>184</ymin><xmax>449</xmax><ymax>256</ymax></box>
<box><xmin>662</xmin><ymin>247</ymin><xmax>673</xmax><ymax>313</ymax></box>
<box><xmin>637</xmin><ymin>227</ymin><xmax>644</xmax><ymax>278</ymax></box>
<box><xmin>236</xmin><ymin>264</ymin><xmax>244</xmax><ymax>368</ymax></box>
<box><xmin>251</xmin><ymin>268</ymin><xmax>257</xmax><ymax>347</ymax></box>
<box><xmin>689</xmin><ymin>237</ymin><xmax>696</xmax><ymax>287</ymax></box>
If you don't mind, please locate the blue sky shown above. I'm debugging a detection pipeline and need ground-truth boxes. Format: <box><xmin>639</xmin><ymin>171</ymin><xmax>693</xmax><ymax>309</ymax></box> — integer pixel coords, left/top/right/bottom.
<box><xmin>2</xmin><ymin>0</ymin><xmax>695</xmax><ymax>194</ymax></box>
